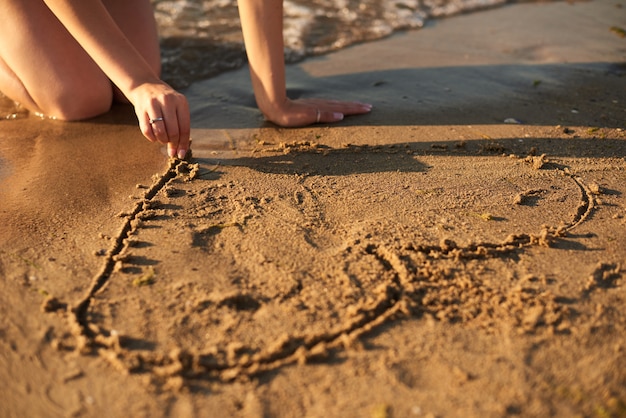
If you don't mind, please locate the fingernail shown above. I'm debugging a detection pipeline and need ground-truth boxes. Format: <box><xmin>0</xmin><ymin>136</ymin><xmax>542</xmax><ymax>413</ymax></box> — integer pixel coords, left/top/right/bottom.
<box><xmin>333</xmin><ymin>112</ymin><xmax>344</xmax><ymax>120</ymax></box>
<box><xmin>177</xmin><ymin>148</ymin><xmax>187</xmax><ymax>160</ymax></box>
<box><xmin>167</xmin><ymin>147</ymin><xmax>176</xmax><ymax>158</ymax></box>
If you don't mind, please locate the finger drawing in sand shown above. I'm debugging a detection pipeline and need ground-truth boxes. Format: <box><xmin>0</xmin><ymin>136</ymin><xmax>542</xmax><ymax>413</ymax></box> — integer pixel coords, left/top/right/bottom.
<box><xmin>0</xmin><ymin>0</ymin><xmax>372</xmax><ymax>159</ymax></box>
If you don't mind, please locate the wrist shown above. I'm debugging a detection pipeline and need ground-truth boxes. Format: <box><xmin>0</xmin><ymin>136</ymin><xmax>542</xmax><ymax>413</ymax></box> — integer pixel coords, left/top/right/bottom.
<box><xmin>126</xmin><ymin>79</ymin><xmax>171</xmax><ymax>103</ymax></box>
<box><xmin>256</xmin><ymin>94</ymin><xmax>290</xmax><ymax>125</ymax></box>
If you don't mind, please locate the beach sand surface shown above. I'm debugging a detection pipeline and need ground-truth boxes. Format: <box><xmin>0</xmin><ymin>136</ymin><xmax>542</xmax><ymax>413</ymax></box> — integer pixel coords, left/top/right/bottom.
<box><xmin>1</xmin><ymin>1</ymin><xmax>625</xmax><ymax>417</ymax></box>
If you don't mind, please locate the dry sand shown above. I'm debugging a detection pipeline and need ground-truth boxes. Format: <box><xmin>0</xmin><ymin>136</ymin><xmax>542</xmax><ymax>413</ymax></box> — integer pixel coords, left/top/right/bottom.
<box><xmin>1</xmin><ymin>1</ymin><xmax>625</xmax><ymax>417</ymax></box>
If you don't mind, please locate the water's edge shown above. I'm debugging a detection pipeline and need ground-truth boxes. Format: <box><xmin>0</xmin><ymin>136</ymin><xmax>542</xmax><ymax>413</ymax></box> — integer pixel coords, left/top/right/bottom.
<box><xmin>1</xmin><ymin>0</ymin><xmax>521</xmax><ymax>119</ymax></box>
<box><xmin>155</xmin><ymin>0</ymin><xmax>517</xmax><ymax>88</ymax></box>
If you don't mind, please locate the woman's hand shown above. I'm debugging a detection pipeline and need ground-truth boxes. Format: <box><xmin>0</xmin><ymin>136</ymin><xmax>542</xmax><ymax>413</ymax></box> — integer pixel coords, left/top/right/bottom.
<box><xmin>129</xmin><ymin>82</ymin><xmax>191</xmax><ymax>159</ymax></box>
<box><xmin>262</xmin><ymin>98</ymin><xmax>372</xmax><ymax>127</ymax></box>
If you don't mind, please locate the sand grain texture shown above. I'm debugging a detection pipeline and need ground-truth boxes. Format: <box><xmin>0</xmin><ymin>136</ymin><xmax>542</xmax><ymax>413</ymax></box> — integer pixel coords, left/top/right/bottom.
<box><xmin>1</xmin><ymin>1</ymin><xmax>626</xmax><ymax>417</ymax></box>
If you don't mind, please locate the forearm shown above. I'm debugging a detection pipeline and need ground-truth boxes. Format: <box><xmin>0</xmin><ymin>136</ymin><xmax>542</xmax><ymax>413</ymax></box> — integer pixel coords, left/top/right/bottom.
<box><xmin>42</xmin><ymin>0</ymin><xmax>160</xmax><ymax>98</ymax></box>
<box><xmin>237</xmin><ymin>0</ymin><xmax>288</xmax><ymax>122</ymax></box>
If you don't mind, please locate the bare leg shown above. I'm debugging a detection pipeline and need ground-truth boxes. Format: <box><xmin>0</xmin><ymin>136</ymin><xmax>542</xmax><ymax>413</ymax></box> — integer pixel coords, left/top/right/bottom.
<box><xmin>0</xmin><ymin>0</ymin><xmax>160</xmax><ymax>120</ymax></box>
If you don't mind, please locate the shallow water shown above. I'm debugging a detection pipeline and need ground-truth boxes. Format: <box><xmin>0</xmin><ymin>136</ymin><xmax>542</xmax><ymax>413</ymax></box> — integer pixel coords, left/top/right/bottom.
<box><xmin>154</xmin><ymin>0</ymin><xmax>512</xmax><ymax>88</ymax></box>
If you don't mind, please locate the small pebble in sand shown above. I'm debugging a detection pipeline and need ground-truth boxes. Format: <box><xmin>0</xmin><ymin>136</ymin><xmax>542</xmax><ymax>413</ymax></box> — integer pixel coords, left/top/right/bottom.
<box><xmin>132</xmin><ymin>267</ymin><xmax>156</xmax><ymax>287</ymax></box>
<box><xmin>588</xmin><ymin>182</ymin><xmax>603</xmax><ymax>195</ymax></box>
<box><xmin>610</xmin><ymin>26</ymin><xmax>626</xmax><ymax>38</ymax></box>
<box><xmin>523</xmin><ymin>154</ymin><xmax>548</xmax><ymax>170</ymax></box>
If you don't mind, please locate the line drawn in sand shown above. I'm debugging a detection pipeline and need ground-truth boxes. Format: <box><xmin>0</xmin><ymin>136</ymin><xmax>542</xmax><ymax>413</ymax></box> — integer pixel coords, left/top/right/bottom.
<box><xmin>42</xmin><ymin>153</ymin><xmax>607</xmax><ymax>388</ymax></box>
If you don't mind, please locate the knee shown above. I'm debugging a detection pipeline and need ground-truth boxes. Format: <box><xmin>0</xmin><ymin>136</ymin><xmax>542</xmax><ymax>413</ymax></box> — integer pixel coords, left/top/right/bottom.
<box><xmin>44</xmin><ymin>85</ymin><xmax>113</xmax><ymax>121</ymax></box>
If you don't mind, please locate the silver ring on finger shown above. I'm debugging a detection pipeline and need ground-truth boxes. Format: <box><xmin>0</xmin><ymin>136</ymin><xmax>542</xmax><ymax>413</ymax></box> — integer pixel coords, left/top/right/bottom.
<box><xmin>316</xmin><ymin>108</ymin><xmax>321</xmax><ymax>123</ymax></box>
<box><xmin>149</xmin><ymin>117</ymin><xmax>164</xmax><ymax>124</ymax></box>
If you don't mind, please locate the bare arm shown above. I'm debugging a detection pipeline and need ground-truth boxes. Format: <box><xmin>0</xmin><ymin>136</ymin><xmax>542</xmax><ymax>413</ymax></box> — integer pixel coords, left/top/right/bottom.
<box><xmin>237</xmin><ymin>0</ymin><xmax>372</xmax><ymax>126</ymax></box>
<box><xmin>42</xmin><ymin>0</ymin><xmax>190</xmax><ymax>158</ymax></box>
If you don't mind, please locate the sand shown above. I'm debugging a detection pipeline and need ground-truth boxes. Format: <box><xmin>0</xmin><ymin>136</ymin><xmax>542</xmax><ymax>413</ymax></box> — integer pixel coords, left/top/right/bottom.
<box><xmin>1</xmin><ymin>1</ymin><xmax>625</xmax><ymax>417</ymax></box>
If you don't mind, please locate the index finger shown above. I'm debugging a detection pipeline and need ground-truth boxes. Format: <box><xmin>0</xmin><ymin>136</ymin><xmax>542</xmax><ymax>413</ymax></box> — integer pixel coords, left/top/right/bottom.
<box><xmin>173</xmin><ymin>99</ymin><xmax>191</xmax><ymax>159</ymax></box>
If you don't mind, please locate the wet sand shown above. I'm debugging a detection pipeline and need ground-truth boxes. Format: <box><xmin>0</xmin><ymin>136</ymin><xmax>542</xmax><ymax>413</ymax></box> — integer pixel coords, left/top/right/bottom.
<box><xmin>1</xmin><ymin>1</ymin><xmax>625</xmax><ymax>417</ymax></box>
